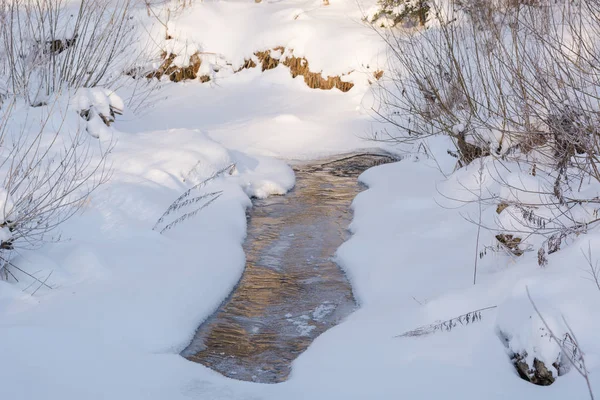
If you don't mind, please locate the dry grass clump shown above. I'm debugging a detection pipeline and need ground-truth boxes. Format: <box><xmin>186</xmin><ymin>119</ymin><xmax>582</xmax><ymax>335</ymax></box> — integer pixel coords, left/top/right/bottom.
<box><xmin>496</xmin><ymin>202</ymin><xmax>509</xmax><ymax>214</ymax></box>
<box><xmin>368</xmin><ymin>70</ymin><xmax>384</xmax><ymax>85</ymax></box>
<box><xmin>238</xmin><ymin>47</ymin><xmax>354</xmax><ymax>92</ymax></box>
<box><xmin>495</xmin><ymin>234</ymin><xmax>524</xmax><ymax>256</ymax></box>
<box><xmin>148</xmin><ymin>52</ymin><xmax>202</xmax><ymax>82</ymax></box>
<box><xmin>281</xmin><ymin>55</ymin><xmax>354</xmax><ymax>92</ymax></box>
<box><xmin>255</xmin><ymin>47</ymin><xmax>285</xmax><ymax>71</ymax></box>
<box><xmin>236</xmin><ymin>58</ymin><xmax>257</xmax><ymax>72</ymax></box>
<box><xmin>147</xmin><ymin>46</ymin><xmax>357</xmax><ymax>91</ymax></box>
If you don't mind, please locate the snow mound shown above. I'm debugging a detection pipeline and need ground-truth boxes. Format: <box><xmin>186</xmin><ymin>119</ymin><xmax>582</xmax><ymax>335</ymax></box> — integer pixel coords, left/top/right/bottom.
<box><xmin>230</xmin><ymin>151</ymin><xmax>295</xmax><ymax>199</ymax></box>
<box><xmin>496</xmin><ymin>282</ymin><xmax>565</xmax><ymax>380</ymax></box>
<box><xmin>70</xmin><ymin>87</ymin><xmax>124</xmax><ymax>139</ymax></box>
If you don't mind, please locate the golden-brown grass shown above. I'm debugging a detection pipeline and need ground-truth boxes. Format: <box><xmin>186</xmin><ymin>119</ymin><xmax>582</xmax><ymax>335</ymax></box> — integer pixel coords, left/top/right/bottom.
<box><xmin>149</xmin><ymin>46</ymin><xmax>358</xmax><ymax>92</ymax></box>
<box><xmin>148</xmin><ymin>52</ymin><xmax>202</xmax><ymax>82</ymax></box>
<box><xmin>237</xmin><ymin>47</ymin><xmax>354</xmax><ymax>92</ymax></box>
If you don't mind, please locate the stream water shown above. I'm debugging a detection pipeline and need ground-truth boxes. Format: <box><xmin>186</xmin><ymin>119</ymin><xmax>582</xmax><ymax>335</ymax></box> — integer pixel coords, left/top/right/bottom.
<box><xmin>181</xmin><ymin>153</ymin><xmax>396</xmax><ymax>383</ymax></box>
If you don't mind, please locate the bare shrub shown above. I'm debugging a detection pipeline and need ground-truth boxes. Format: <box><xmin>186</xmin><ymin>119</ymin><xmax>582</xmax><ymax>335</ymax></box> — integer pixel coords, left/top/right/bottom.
<box><xmin>373</xmin><ymin>0</ymin><xmax>600</xmax><ymax>261</ymax></box>
<box><xmin>0</xmin><ymin>0</ymin><xmax>143</xmax><ymax>104</ymax></box>
<box><xmin>0</xmin><ymin>98</ymin><xmax>111</xmax><ymax>281</ymax></box>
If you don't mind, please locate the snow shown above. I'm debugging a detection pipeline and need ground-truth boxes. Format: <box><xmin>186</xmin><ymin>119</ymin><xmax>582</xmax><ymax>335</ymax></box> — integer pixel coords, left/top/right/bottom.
<box><xmin>164</xmin><ymin>0</ymin><xmax>385</xmax><ymax>76</ymax></box>
<box><xmin>118</xmin><ymin>66</ymin><xmax>385</xmax><ymax>160</ymax></box>
<box><xmin>1</xmin><ymin>0</ymin><xmax>599</xmax><ymax>399</ymax></box>
<box><xmin>496</xmin><ymin>283</ymin><xmax>564</xmax><ymax>377</ymax></box>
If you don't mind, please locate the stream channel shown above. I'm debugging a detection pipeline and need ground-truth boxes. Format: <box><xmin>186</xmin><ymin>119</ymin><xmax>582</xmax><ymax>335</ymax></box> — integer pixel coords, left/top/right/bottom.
<box><xmin>181</xmin><ymin>153</ymin><xmax>396</xmax><ymax>383</ymax></box>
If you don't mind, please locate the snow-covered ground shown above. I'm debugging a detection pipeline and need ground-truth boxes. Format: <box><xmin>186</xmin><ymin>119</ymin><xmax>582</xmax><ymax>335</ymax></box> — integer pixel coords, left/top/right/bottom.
<box><xmin>0</xmin><ymin>0</ymin><xmax>599</xmax><ymax>399</ymax></box>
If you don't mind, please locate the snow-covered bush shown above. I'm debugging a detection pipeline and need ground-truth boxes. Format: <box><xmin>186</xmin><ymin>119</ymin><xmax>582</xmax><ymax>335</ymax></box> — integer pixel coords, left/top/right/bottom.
<box><xmin>71</xmin><ymin>88</ymin><xmax>125</xmax><ymax>138</ymax></box>
<box><xmin>496</xmin><ymin>288</ymin><xmax>567</xmax><ymax>386</ymax></box>
<box><xmin>365</xmin><ymin>0</ymin><xmax>429</xmax><ymax>27</ymax></box>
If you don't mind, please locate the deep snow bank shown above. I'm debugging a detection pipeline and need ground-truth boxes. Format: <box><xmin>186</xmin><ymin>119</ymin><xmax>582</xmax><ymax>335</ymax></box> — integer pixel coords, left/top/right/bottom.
<box><xmin>0</xmin><ymin>121</ymin><xmax>295</xmax><ymax>399</ymax></box>
<box><xmin>142</xmin><ymin>0</ymin><xmax>386</xmax><ymax>90</ymax></box>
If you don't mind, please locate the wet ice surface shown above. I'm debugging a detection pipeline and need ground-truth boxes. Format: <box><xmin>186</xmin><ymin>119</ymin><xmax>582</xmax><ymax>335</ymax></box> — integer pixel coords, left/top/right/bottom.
<box><xmin>181</xmin><ymin>154</ymin><xmax>396</xmax><ymax>383</ymax></box>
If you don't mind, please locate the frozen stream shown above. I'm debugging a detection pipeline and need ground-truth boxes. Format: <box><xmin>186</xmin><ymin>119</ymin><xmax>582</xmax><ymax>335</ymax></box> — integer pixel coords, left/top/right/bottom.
<box><xmin>181</xmin><ymin>153</ymin><xmax>396</xmax><ymax>383</ymax></box>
